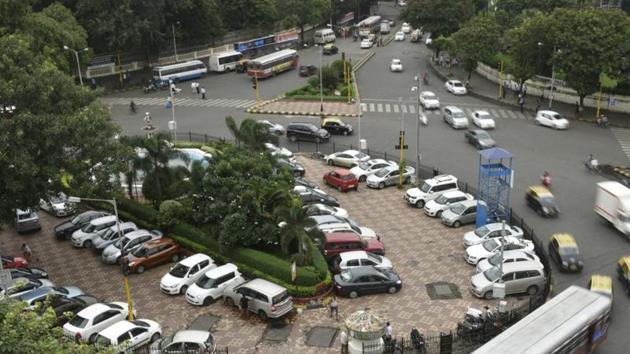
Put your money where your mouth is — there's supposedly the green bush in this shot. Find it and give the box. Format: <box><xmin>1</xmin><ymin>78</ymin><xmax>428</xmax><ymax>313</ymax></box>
<box><xmin>117</xmin><ymin>198</ymin><xmax>158</xmax><ymax>223</ymax></box>
<box><xmin>307</xmin><ymin>237</ymin><xmax>328</xmax><ymax>279</ymax></box>
<box><xmin>174</xmin><ymin>141</ymin><xmax>205</xmax><ymax>149</ymax></box>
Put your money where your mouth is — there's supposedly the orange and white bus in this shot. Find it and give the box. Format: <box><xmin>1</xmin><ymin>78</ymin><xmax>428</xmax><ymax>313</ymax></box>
<box><xmin>247</xmin><ymin>49</ymin><xmax>298</xmax><ymax>79</ymax></box>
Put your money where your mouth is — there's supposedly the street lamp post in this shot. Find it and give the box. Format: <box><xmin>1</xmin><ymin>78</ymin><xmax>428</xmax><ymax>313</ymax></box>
<box><xmin>63</xmin><ymin>45</ymin><xmax>88</xmax><ymax>86</ymax></box>
<box><xmin>319</xmin><ymin>44</ymin><xmax>325</xmax><ymax>117</ymax></box>
<box><xmin>67</xmin><ymin>196</ymin><xmax>134</xmax><ymax>321</ymax></box>
<box><xmin>412</xmin><ymin>75</ymin><xmax>422</xmax><ymax>181</ymax></box>
<box><xmin>169</xmin><ymin>83</ymin><xmax>177</xmax><ymax>141</ymax></box>
<box><xmin>549</xmin><ymin>45</ymin><xmax>559</xmax><ymax>109</ymax></box>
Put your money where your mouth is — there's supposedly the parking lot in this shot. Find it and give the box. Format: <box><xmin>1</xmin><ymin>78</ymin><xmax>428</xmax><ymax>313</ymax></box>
<box><xmin>0</xmin><ymin>155</ymin><xmax>527</xmax><ymax>353</ymax></box>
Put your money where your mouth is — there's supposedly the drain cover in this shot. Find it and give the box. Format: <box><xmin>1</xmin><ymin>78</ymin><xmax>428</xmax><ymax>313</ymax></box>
<box><xmin>188</xmin><ymin>314</ymin><xmax>220</xmax><ymax>331</ymax></box>
<box><xmin>306</xmin><ymin>326</ymin><xmax>339</xmax><ymax>347</ymax></box>
<box><xmin>434</xmin><ymin>284</ymin><xmax>452</xmax><ymax>296</ymax></box>
<box><xmin>262</xmin><ymin>322</ymin><xmax>293</xmax><ymax>342</ymax></box>
<box><xmin>426</xmin><ymin>282</ymin><xmax>462</xmax><ymax>300</ymax></box>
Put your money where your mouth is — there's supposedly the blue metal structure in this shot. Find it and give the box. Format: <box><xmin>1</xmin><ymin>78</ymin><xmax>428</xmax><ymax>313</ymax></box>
<box><xmin>476</xmin><ymin>148</ymin><xmax>513</xmax><ymax>227</ymax></box>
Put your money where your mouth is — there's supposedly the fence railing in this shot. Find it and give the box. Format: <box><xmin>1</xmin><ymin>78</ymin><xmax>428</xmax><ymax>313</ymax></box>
<box><xmin>113</xmin><ymin>340</ymin><xmax>229</xmax><ymax>354</ymax></box>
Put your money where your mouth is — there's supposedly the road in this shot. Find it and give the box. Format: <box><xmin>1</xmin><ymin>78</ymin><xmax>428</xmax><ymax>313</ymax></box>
<box><xmin>107</xmin><ymin>6</ymin><xmax>630</xmax><ymax>353</ymax></box>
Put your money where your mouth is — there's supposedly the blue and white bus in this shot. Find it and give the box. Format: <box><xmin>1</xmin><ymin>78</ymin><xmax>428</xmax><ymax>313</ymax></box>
<box><xmin>152</xmin><ymin>60</ymin><xmax>207</xmax><ymax>83</ymax></box>
<box><xmin>209</xmin><ymin>51</ymin><xmax>243</xmax><ymax>72</ymax></box>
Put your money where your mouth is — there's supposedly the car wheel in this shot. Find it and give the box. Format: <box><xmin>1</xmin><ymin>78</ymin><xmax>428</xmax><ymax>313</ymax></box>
<box><xmin>378</xmin><ymin>182</ymin><xmax>385</xmax><ymax>189</ymax></box>
<box><xmin>88</xmin><ymin>333</ymin><xmax>98</xmax><ymax>344</ymax></box>
<box><xmin>349</xmin><ymin>291</ymin><xmax>359</xmax><ymax>298</ymax></box>
<box><xmin>84</xmin><ymin>240</ymin><xmax>93</xmax><ymax>249</ymax></box>
<box><xmin>527</xmin><ymin>285</ymin><xmax>539</xmax><ymax>295</ymax></box>
<box><xmin>436</xmin><ymin>210</ymin><xmax>442</xmax><ymax>218</ymax></box>
<box><xmin>150</xmin><ymin>333</ymin><xmax>161</xmax><ymax>343</ymax></box>
<box><xmin>171</xmin><ymin>254</ymin><xmax>180</xmax><ymax>262</ymax></box>
<box><xmin>453</xmin><ymin>221</ymin><xmax>461</xmax><ymax>228</ymax></box>
<box><xmin>289</xmin><ymin>135</ymin><xmax>297</xmax><ymax>142</ymax></box>
<box><xmin>179</xmin><ymin>285</ymin><xmax>187</xmax><ymax>295</ymax></box>
<box><xmin>225</xmin><ymin>297</ymin><xmax>235</xmax><ymax>307</ymax></box>
<box><xmin>359</xmin><ymin>175</ymin><xmax>366</xmax><ymax>182</ymax></box>
<box><xmin>484</xmin><ymin>291</ymin><xmax>493</xmax><ymax>300</ymax></box>
<box><xmin>258</xmin><ymin>310</ymin><xmax>268</xmax><ymax>320</ymax></box>
<box><xmin>137</xmin><ymin>265</ymin><xmax>145</xmax><ymax>274</ymax></box>
<box><xmin>415</xmin><ymin>200</ymin><xmax>425</xmax><ymax>208</ymax></box>
<box><xmin>203</xmin><ymin>297</ymin><xmax>214</xmax><ymax>306</ymax></box>
<box><xmin>388</xmin><ymin>286</ymin><xmax>398</xmax><ymax>294</ymax></box>
<box><xmin>327</xmin><ymin>159</ymin><xmax>333</xmax><ymax>166</ymax></box>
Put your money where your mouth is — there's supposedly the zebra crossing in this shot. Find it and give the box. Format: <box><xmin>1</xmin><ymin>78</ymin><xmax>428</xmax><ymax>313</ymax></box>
<box><xmin>359</xmin><ymin>101</ymin><xmax>532</xmax><ymax>120</ymax></box>
<box><xmin>611</xmin><ymin>127</ymin><xmax>630</xmax><ymax>161</ymax></box>
<box><xmin>101</xmin><ymin>97</ymin><xmax>257</xmax><ymax>109</ymax></box>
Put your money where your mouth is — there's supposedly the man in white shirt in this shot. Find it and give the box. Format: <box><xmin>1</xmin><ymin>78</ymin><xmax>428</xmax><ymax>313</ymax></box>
<box><xmin>339</xmin><ymin>329</ymin><xmax>348</xmax><ymax>354</ymax></box>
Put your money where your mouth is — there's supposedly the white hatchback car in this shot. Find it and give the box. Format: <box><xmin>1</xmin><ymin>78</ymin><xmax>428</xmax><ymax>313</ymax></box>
<box><xmin>333</xmin><ymin>251</ymin><xmax>393</xmax><ymax>272</ymax></box>
<box><xmin>160</xmin><ymin>253</ymin><xmax>216</xmax><ymax>295</ymax></box>
<box><xmin>350</xmin><ymin>159</ymin><xmax>397</xmax><ymax>182</ymax></box>
<box><xmin>463</xmin><ymin>222</ymin><xmax>524</xmax><ymax>247</ymax></box>
<box><xmin>360</xmin><ymin>39</ymin><xmax>373</xmax><ymax>49</ymax></box>
<box><xmin>472</xmin><ymin>110</ymin><xmax>496</xmax><ymax>129</ymax></box>
<box><xmin>390</xmin><ymin>59</ymin><xmax>403</xmax><ymax>72</ymax></box>
<box><xmin>185</xmin><ymin>263</ymin><xmax>245</xmax><ymax>306</ymax></box>
<box><xmin>394</xmin><ymin>31</ymin><xmax>405</xmax><ymax>41</ymax></box>
<box><xmin>303</xmin><ymin>203</ymin><xmax>349</xmax><ymax>219</ymax></box>
<box><xmin>445</xmin><ymin>80</ymin><xmax>467</xmax><ymax>95</ymax></box>
<box><xmin>423</xmin><ymin>191</ymin><xmax>473</xmax><ymax>217</ymax></box>
<box><xmin>94</xmin><ymin>319</ymin><xmax>162</xmax><ymax>351</ymax></box>
<box><xmin>401</xmin><ymin>22</ymin><xmax>411</xmax><ymax>33</ymax></box>
<box><xmin>475</xmin><ymin>250</ymin><xmax>542</xmax><ymax>274</ymax></box>
<box><xmin>464</xmin><ymin>236</ymin><xmax>534</xmax><ymax>265</ymax></box>
<box><xmin>535</xmin><ymin>110</ymin><xmax>569</xmax><ymax>129</ymax></box>
<box><xmin>63</xmin><ymin>302</ymin><xmax>135</xmax><ymax>343</ymax></box>
<box><xmin>419</xmin><ymin>91</ymin><xmax>440</xmax><ymax>110</ymax></box>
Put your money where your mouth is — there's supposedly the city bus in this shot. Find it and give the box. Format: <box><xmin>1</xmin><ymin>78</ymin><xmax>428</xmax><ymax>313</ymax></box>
<box><xmin>152</xmin><ymin>60</ymin><xmax>207</xmax><ymax>83</ymax></box>
<box><xmin>209</xmin><ymin>51</ymin><xmax>243</xmax><ymax>72</ymax></box>
<box><xmin>357</xmin><ymin>16</ymin><xmax>382</xmax><ymax>38</ymax></box>
<box><xmin>473</xmin><ymin>286</ymin><xmax>611</xmax><ymax>354</ymax></box>
<box><xmin>247</xmin><ymin>49</ymin><xmax>298</xmax><ymax>79</ymax></box>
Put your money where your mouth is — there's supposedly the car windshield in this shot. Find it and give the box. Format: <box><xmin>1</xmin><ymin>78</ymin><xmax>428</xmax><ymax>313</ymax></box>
<box><xmin>367</xmin><ymin>253</ymin><xmax>382</xmax><ymax>263</ymax></box>
<box><xmin>478</xmin><ymin>113</ymin><xmax>492</xmax><ymax>120</ymax></box>
<box><xmin>551</xmin><ymin>113</ymin><xmax>564</xmax><ymax>120</ymax></box>
<box><xmin>94</xmin><ymin>335</ymin><xmax>111</xmax><ymax>347</ymax></box>
<box><xmin>49</xmin><ymin>194</ymin><xmax>65</xmax><ymax>204</ymax></box>
<box><xmin>423</xmin><ymin>93</ymin><xmax>436</xmax><ymax>100</ymax></box>
<box><xmin>453</xmin><ymin>111</ymin><xmax>466</xmax><ymax>118</ymax></box>
<box><xmin>435</xmin><ymin>194</ymin><xmax>449</xmax><ymax>204</ymax></box>
<box><xmin>452</xmin><ymin>82</ymin><xmax>464</xmax><ymax>87</ymax></box>
<box><xmin>131</xmin><ymin>246</ymin><xmax>147</xmax><ymax>257</ymax></box>
<box><xmin>475</xmin><ymin>226</ymin><xmax>490</xmax><ymax>237</ymax></box>
<box><xmin>195</xmin><ymin>275</ymin><xmax>217</xmax><ymax>289</ymax></box>
<box><xmin>68</xmin><ymin>315</ymin><xmax>89</xmax><ymax>328</ymax></box>
<box><xmin>375</xmin><ymin>168</ymin><xmax>390</xmax><ymax>178</ymax></box>
<box><xmin>483</xmin><ymin>267</ymin><xmax>502</xmax><ymax>282</ymax></box>
<box><xmin>539</xmin><ymin>196</ymin><xmax>556</xmax><ymax>206</ymax></box>
<box><xmin>70</xmin><ymin>214</ymin><xmax>84</xmax><ymax>224</ymax></box>
<box><xmin>101</xmin><ymin>229</ymin><xmax>116</xmax><ymax>241</ymax></box>
<box><xmin>559</xmin><ymin>246</ymin><xmax>579</xmax><ymax>256</ymax></box>
<box><xmin>82</xmin><ymin>223</ymin><xmax>96</xmax><ymax>233</ymax></box>
<box><xmin>169</xmin><ymin>264</ymin><xmax>189</xmax><ymax>278</ymax></box>
<box><xmin>392</xmin><ymin>60</ymin><xmax>400</xmax><ymax>64</ymax></box>
<box><xmin>488</xmin><ymin>253</ymin><xmax>502</xmax><ymax>266</ymax></box>
<box><xmin>450</xmin><ymin>204</ymin><xmax>466</xmax><ymax>215</ymax></box>
<box><xmin>340</xmin><ymin>271</ymin><xmax>352</xmax><ymax>282</ymax></box>
<box><xmin>120</xmin><ymin>237</ymin><xmax>132</xmax><ymax>248</ymax></box>
<box><xmin>420</xmin><ymin>182</ymin><xmax>431</xmax><ymax>193</ymax></box>
<box><xmin>483</xmin><ymin>239</ymin><xmax>500</xmax><ymax>251</ymax></box>
<box><xmin>477</xmin><ymin>131</ymin><xmax>491</xmax><ymax>139</ymax></box>
<box><xmin>272</xmin><ymin>291</ymin><xmax>290</xmax><ymax>305</ymax></box>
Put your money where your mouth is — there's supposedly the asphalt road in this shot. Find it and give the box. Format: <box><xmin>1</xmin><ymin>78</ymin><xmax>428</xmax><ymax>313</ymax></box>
<box><xmin>107</xmin><ymin>7</ymin><xmax>630</xmax><ymax>353</ymax></box>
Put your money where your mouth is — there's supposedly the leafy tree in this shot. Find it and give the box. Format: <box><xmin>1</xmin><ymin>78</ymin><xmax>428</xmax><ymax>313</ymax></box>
<box><xmin>428</xmin><ymin>35</ymin><xmax>454</xmax><ymax>59</ymax></box>
<box><xmin>279</xmin><ymin>0</ymin><xmax>328</xmax><ymax>41</ymax></box>
<box><xmin>225</xmin><ymin>116</ymin><xmax>277</xmax><ymax>150</ymax></box>
<box><xmin>451</xmin><ymin>13</ymin><xmax>501</xmax><ymax>81</ymax></box>
<box><xmin>74</xmin><ymin>0</ymin><xmax>140</xmax><ymax>53</ymax></box>
<box><xmin>401</xmin><ymin>0</ymin><xmax>474</xmax><ymax>37</ymax></box>
<box><xmin>218</xmin><ymin>0</ymin><xmax>278</xmax><ymax>31</ymax></box>
<box><xmin>274</xmin><ymin>203</ymin><xmax>317</xmax><ymax>265</ymax></box>
<box><xmin>551</xmin><ymin>7</ymin><xmax>630</xmax><ymax>106</ymax></box>
<box><xmin>163</xmin><ymin>0</ymin><xmax>224</xmax><ymax>47</ymax></box>
<box><xmin>494</xmin><ymin>0</ymin><xmax>572</xmax><ymax>28</ymax></box>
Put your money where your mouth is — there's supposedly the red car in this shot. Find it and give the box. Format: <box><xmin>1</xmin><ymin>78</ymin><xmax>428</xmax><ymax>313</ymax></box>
<box><xmin>1</xmin><ymin>255</ymin><xmax>29</xmax><ymax>269</ymax></box>
<box><xmin>323</xmin><ymin>169</ymin><xmax>359</xmax><ymax>192</ymax></box>
<box><xmin>322</xmin><ymin>232</ymin><xmax>385</xmax><ymax>259</ymax></box>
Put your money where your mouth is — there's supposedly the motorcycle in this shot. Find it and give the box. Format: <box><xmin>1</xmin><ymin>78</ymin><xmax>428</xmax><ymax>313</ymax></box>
<box><xmin>420</xmin><ymin>113</ymin><xmax>428</xmax><ymax>126</ymax></box>
<box><xmin>596</xmin><ymin>115</ymin><xmax>609</xmax><ymax>128</ymax></box>
<box><xmin>584</xmin><ymin>159</ymin><xmax>599</xmax><ymax>174</ymax></box>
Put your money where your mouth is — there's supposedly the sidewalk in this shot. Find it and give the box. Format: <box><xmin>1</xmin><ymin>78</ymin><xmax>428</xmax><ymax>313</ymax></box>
<box><xmin>429</xmin><ymin>60</ymin><xmax>630</xmax><ymax>128</ymax></box>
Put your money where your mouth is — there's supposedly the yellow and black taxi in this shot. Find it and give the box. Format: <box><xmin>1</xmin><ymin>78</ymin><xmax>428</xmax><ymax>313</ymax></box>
<box><xmin>321</xmin><ymin>117</ymin><xmax>353</xmax><ymax>136</ymax></box>
<box><xmin>588</xmin><ymin>275</ymin><xmax>613</xmax><ymax>303</ymax></box>
<box><xmin>548</xmin><ymin>233</ymin><xmax>583</xmax><ymax>272</ymax></box>
<box><xmin>322</xmin><ymin>43</ymin><xmax>339</xmax><ymax>55</ymax></box>
<box><xmin>525</xmin><ymin>185</ymin><xmax>559</xmax><ymax>217</ymax></box>
<box><xmin>616</xmin><ymin>256</ymin><xmax>630</xmax><ymax>296</ymax></box>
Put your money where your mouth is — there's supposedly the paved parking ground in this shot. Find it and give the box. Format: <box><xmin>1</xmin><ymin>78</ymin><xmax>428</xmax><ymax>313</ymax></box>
<box><xmin>0</xmin><ymin>155</ymin><xmax>526</xmax><ymax>353</ymax></box>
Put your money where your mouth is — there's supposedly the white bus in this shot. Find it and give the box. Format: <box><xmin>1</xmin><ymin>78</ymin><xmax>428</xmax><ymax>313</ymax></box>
<box><xmin>473</xmin><ymin>286</ymin><xmax>611</xmax><ymax>354</ymax></box>
<box><xmin>209</xmin><ymin>51</ymin><xmax>243</xmax><ymax>72</ymax></box>
<box><xmin>152</xmin><ymin>60</ymin><xmax>207</xmax><ymax>83</ymax></box>
<box><xmin>357</xmin><ymin>16</ymin><xmax>382</xmax><ymax>38</ymax></box>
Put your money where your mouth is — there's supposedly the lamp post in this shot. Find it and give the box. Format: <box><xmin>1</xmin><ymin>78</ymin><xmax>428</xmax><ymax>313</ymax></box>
<box><xmin>63</xmin><ymin>45</ymin><xmax>88</xmax><ymax>85</ymax></box>
<box><xmin>67</xmin><ymin>196</ymin><xmax>134</xmax><ymax>321</ymax></box>
<box><xmin>169</xmin><ymin>82</ymin><xmax>177</xmax><ymax>141</ymax></box>
<box><xmin>548</xmin><ymin>45</ymin><xmax>559</xmax><ymax>108</ymax></box>
<box><xmin>412</xmin><ymin>75</ymin><xmax>422</xmax><ymax>181</ymax></box>
<box><xmin>172</xmin><ymin>22</ymin><xmax>180</xmax><ymax>63</ymax></box>
<box><xmin>318</xmin><ymin>44</ymin><xmax>324</xmax><ymax>117</ymax></box>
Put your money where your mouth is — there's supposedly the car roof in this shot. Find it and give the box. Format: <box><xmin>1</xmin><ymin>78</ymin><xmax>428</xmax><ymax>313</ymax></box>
<box><xmin>98</xmin><ymin>320</ymin><xmax>136</xmax><ymax>339</ymax></box>
<box><xmin>420</xmin><ymin>91</ymin><xmax>436</xmax><ymax>96</ymax></box>
<box><xmin>448</xmin><ymin>79</ymin><xmax>462</xmax><ymax>83</ymax></box>
<box><xmin>322</xmin><ymin>117</ymin><xmax>342</xmax><ymax>124</ymax></box>
<box><xmin>325</xmin><ymin>232</ymin><xmax>361</xmax><ymax>242</ymax></box>
<box><xmin>528</xmin><ymin>185</ymin><xmax>552</xmax><ymax>196</ymax></box>
<box><xmin>90</xmin><ymin>215</ymin><xmax>118</xmax><ymax>225</ymax></box>
<box><xmin>332</xmin><ymin>169</ymin><xmax>354</xmax><ymax>176</ymax></box>
<box><xmin>339</xmin><ymin>251</ymin><xmax>368</xmax><ymax>261</ymax></box>
<box><xmin>500</xmin><ymin>260</ymin><xmax>544</xmax><ymax>273</ymax></box>
<box><xmin>19</xmin><ymin>286</ymin><xmax>55</xmax><ymax>301</ymax></box>
<box><xmin>205</xmin><ymin>263</ymin><xmax>238</xmax><ymax>277</ymax></box>
<box><xmin>474</xmin><ymin>110</ymin><xmax>490</xmax><ymax>115</ymax></box>
<box><xmin>444</xmin><ymin>106</ymin><xmax>464</xmax><ymax>112</ymax></box>
<box><xmin>242</xmin><ymin>278</ymin><xmax>286</xmax><ymax>296</ymax></box>
<box><xmin>288</xmin><ymin>122</ymin><xmax>316</xmax><ymax>128</ymax></box>
<box><xmin>497</xmin><ymin>250</ymin><xmax>537</xmax><ymax>258</ymax></box>
<box><xmin>441</xmin><ymin>190</ymin><xmax>467</xmax><ymax>198</ymax></box>
<box><xmin>454</xmin><ymin>199</ymin><xmax>478</xmax><ymax>208</ymax></box>
<box><xmin>367</xmin><ymin>159</ymin><xmax>389</xmax><ymax>165</ymax></box>
<box><xmin>312</xmin><ymin>215</ymin><xmax>341</xmax><ymax>224</ymax></box>
<box><xmin>178</xmin><ymin>253</ymin><xmax>212</xmax><ymax>267</ymax></box>
<box><xmin>142</xmin><ymin>237</ymin><xmax>175</xmax><ymax>249</ymax></box>
<box><xmin>123</xmin><ymin>229</ymin><xmax>155</xmax><ymax>240</ymax></box>
<box><xmin>426</xmin><ymin>174</ymin><xmax>457</xmax><ymax>185</ymax></box>
<box><xmin>77</xmin><ymin>303</ymin><xmax>114</xmax><ymax>318</ymax></box>
<box><xmin>539</xmin><ymin>110</ymin><xmax>559</xmax><ymax>115</ymax></box>
<box><xmin>347</xmin><ymin>266</ymin><xmax>381</xmax><ymax>277</ymax></box>
<box><xmin>172</xmin><ymin>330</ymin><xmax>212</xmax><ymax>344</ymax></box>
<box><xmin>551</xmin><ymin>233</ymin><xmax>577</xmax><ymax>247</ymax></box>
<box><xmin>338</xmin><ymin>149</ymin><xmax>361</xmax><ymax>155</ymax></box>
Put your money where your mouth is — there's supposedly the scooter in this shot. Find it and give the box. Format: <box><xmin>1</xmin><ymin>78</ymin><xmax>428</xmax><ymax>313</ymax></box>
<box><xmin>596</xmin><ymin>115</ymin><xmax>609</xmax><ymax>128</ymax></box>
<box><xmin>584</xmin><ymin>160</ymin><xmax>599</xmax><ymax>174</ymax></box>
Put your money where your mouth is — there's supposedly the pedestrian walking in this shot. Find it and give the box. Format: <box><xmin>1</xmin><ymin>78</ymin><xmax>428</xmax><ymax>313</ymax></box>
<box><xmin>90</xmin><ymin>78</ymin><xmax>97</xmax><ymax>90</ymax></box>
<box><xmin>519</xmin><ymin>95</ymin><xmax>525</xmax><ymax>113</ymax></box>
<box><xmin>502</xmin><ymin>81</ymin><xmax>509</xmax><ymax>99</ymax></box>
<box><xmin>522</xmin><ymin>85</ymin><xmax>527</xmax><ymax>96</ymax></box>
<box><xmin>240</xmin><ymin>295</ymin><xmax>249</xmax><ymax>317</ymax></box>
<box><xmin>191</xmin><ymin>81</ymin><xmax>196</xmax><ymax>94</ymax></box>
<box><xmin>21</xmin><ymin>243</ymin><xmax>32</xmax><ymax>261</ymax></box>
<box><xmin>385</xmin><ymin>322</ymin><xmax>394</xmax><ymax>342</ymax></box>
<box><xmin>196</xmin><ymin>82</ymin><xmax>201</xmax><ymax>95</ymax></box>
<box><xmin>339</xmin><ymin>329</ymin><xmax>349</xmax><ymax>354</ymax></box>
<box><xmin>121</xmin><ymin>256</ymin><xmax>130</xmax><ymax>275</ymax></box>
<box><xmin>512</xmin><ymin>82</ymin><xmax>519</xmax><ymax>97</ymax></box>
<box><xmin>201</xmin><ymin>86</ymin><xmax>206</xmax><ymax>100</ymax></box>
<box><xmin>330</xmin><ymin>296</ymin><xmax>339</xmax><ymax>321</ymax></box>
<box><xmin>165</xmin><ymin>96</ymin><xmax>173</xmax><ymax>108</ymax></box>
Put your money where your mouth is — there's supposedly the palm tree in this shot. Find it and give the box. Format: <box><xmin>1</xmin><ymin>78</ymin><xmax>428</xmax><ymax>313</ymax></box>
<box><xmin>225</xmin><ymin>116</ymin><xmax>278</xmax><ymax>151</ymax></box>
<box><xmin>274</xmin><ymin>204</ymin><xmax>316</xmax><ymax>265</ymax></box>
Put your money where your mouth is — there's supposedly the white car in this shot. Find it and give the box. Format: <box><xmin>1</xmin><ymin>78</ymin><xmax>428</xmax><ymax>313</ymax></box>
<box><xmin>445</xmin><ymin>80</ymin><xmax>467</xmax><ymax>95</ymax></box>
<box><xmin>465</xmin><ymin>236</ymin><xmax>535</xmax><ymax>265</ymax></box>
<box><xmin>101</xmin><ymin>229</ymin><xmax>163</xmax><ymax>264</ymax></box>
<box><xmin>39</xmin><ymin>192</ymin><xmax>77</xmax><ymax>217</ymax></box>
<box><xmin>535</xmin><ymin>110</ymin><xmax>569</xmax><ymax>129</ymax></box>
<box><xmin>475</xmin><ymin>250</ymin><xmax>542</xmax><ymax>274</ymax></box>
<box><xmin>360</xmin><ymin>39</ymin><xmax>373</xmax><ymax>49</ymax></box>
<box><xmin>63</xmin><ymin>302</ymin><xmax>136</xmax><ymax>343</ymax></box>
<box><xmin>398</xmin><ymin>0</ymin><xmax>407</xmax><ymax>6</ymax></box>
<box><xmin>333</xmin><ymin>251</ymin><xmax>393</xmax><ymax>272</ymax></box>
<box><xmin>350</xmin><ymin>159</ymin><xmax>397</xmax><ymax>182</ymax></box>
<box><xmin>325</xmin><ymin>149</ymin><xmax>370</xmax><ymax>168</ymax></box>
<box><xmin>154</xmin><ymin>330</ymin><xmax>215</xmax><ymax>353</ymax></box>
<box><xmin>160</xmin><ymin>253</ymin><xmax>216</xmax><ymax>295</ymax></box>
<box><xmin>401</xmin><ymin>22</ymin><xmax>411</xmax><ymax>33</ymax></box>
<box><xmin>293</xmin><ymin>184</ymin><xmax>327</xmax><ymax>196</ymax></box>
<box><xmin>1</xmin><ymin>278</ymin><xmax>54</xmax><ymax>299</ymax></box>
<box><xmin>419</xmin><ymin>91</ymin><xmax>440</xmax><ymax>110</ymax></box>
<box><xmin>257</xmin><ymin>120</ymin><xmax>285</xmax><ymax>135</ymax></box>
<box><xmin>313</xmin><ymin>215</ymin><xmax>379</xmax><ymax>240</ymax></box>
<box><xmin>394</xmin><ymin>31</ymin><xmax>405</xmax><ymax>41</ymax></box>
<box><xmin>472</xmin><ymin>110</ymin><xmax>496</xmax><ymax>129</ymax></box>
<box><xmin>423</xmin><ymin>191</ymin><xmax>473</xmax><ymax>217</ymax></box>
<box><xmin>94</xmin><ymin>319</ymin><xmax>162</xmax><ymax>351</ymax></box>
<box><xmin>390</xmin><ymin>59</ymin><xmax>403</xmax><ymax>72</ymax></box>
<box><xmin>366</xmin><ymin>165</ymin><xmax>415</xmax><ymax>189</ymax></box>
<box><xmin>264</xmin><ymin>143</ymin><xmax>293</xmax><ymax>159</ymax></box>
<box><xmin>185</xmin><ymin>263</ymin><xmax>245</xmax><ymax>306</ymax></box>
<box><xmin>463</xmin><ymin>222</ymin><xmax>524</xmax><ymax>247</ymax></box>
<box><xmin>303</xmin><ymin>203</ymin><xmax>349</xmax><ymax>219</ymax></box>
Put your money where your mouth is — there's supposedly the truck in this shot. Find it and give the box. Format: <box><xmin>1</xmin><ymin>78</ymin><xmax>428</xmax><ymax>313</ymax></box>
<box><xmin>380</xmin><ymin>21</ymin><xmax>390</xmax><ymax>34</ymax></box>
<box><xmin>595</xmin><ymin>181</ymin><xmax>630</xmax><ymax>237</ymax></box>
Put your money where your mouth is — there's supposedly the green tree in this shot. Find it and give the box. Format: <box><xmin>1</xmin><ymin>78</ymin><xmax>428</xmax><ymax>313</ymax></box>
<box><xmin>451</xmin><ymin>13</ymin><xmax>501</xmax><ymax>81</ymax></box>
<box><xmin>274</xmin><ymin>203</ymin><xmax>317</xmax><ymax>265</ymax></box>
<box><xmin>428</xmin><ymin>35</ymin><xmax>454</xmax><ymax>59</ymax></box>
<box><xmin>494</xmin><ymin>0</ymin><xmax>572</xmax><ymax>28</ymax></box>
<box><xmin>401</xmin><ymin>0</ymin><xmax>474</xmax><ymax>37</ymax></box>
<box><xmin>218</xmin><ymin>0</ymin><xmax>278</xmax><ymax>31</ymax></box>
<box><xmin>75</xmin><ymin>0</ymin><xmax>140</xmax><ymax>53</ymax></box>
<box><xmin>225</xmin><ymin>116</ymin><xmax>277</xmax><ymax>150</ymax></box>
<box><xmin>279</xmin><ymin>0</ymin><xmax>327</xmax><ymax>41</ymax></box>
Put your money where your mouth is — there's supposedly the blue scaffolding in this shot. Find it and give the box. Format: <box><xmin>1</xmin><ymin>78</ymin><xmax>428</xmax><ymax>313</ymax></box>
<box><xmin>476</xmin><ymin>148</ymin><xmax>513</xmax><ymax>227</ymax></box>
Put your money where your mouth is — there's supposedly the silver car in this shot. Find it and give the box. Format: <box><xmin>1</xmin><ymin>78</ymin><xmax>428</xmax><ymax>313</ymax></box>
<box><xmin>471</xmin><ymin>261</ymin><xmax>546</xmax><ymax>299</ymax></box>
<box><xmin>101</xmin><ymin>229</ymin><xmax>163</xmax><ymax>264</ymax></box>
<box><xmin>441</xmin><ymin>200</ymin><xmax>482</xmax><ymax>227</ymax></box>
<box><xmin>366</xmin><ymin>165</ymin><xmax>415</xmax><ymax>189</ymax></box>
<box><xmin>39</xmin><ymin>192</ymin><xmax>77</xmax><ymax>217</ymax></box>
<box><xmin>443</xmin><ymin>106</ymin><xmax>469</xmax><ymax>129</ymax></box>
<box><xmin>92</xmin><ymin>222</ymin><xmax>138</xmax><ymax>254</ymax></box>
<box><xmin>223</xmin><ymin>278</ymin><xmax>293</xmax><ymax>320</ymax></box>
<box><xmin>325</xmin><ymin>150</ymin><xmax>370</xmax><ymax>168</ymax></box>
<box><xmin>15</xmin><ymin>208</ymin><xmax>41</xmax><ymax>233</ymax></box>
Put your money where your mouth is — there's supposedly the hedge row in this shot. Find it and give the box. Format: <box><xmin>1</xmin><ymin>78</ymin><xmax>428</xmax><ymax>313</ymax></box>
<box><xmin>288</xmin><ymin>95</ymin><xmax>351</xmax><ymax>102</ymax></box>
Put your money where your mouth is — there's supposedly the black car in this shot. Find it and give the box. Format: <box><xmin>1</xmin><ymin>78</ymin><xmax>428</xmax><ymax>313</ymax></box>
<box><xmin>295</xmin><ymin>177</ymin><xmax>319</xmax><ymax>190</ymax></box>
<box><xmin>464</xmin><ymin>129</ymin><xmax>496</xmax><ymax>150</ymax></box>
<box><xmin>9</xmin><ymin>267</ymin><xmax>48</xmax><ymax>281</ymax></box>
<box><xmin>293</xmin><ymin>188</ymin><xmax>339</xmax><ymax>207</ymax></box>
<box><xmin>286</xmin><ymin>123</ymin><xmax>330</xmax><ymax>143</ymax></box>
<box><xmin>277</xmin><ymin>158</ymin><xmax>305</xmax><ymax>177</ymax></box>
<box><xmin>53</xmin><ymin>210</ymin><xmax>110</xmax><ymax>240</ymax></box>
<box><xmin>299</xmin><ymin>65</ymin><xmax>317</xmax><ymax>77</ymax></box>
<box><xmin>548</xmin><ymin>234</ymin><xmax>583</xmax><ymax>272</ymax></box>
<box><xmin>36</xmin><ymin>295</ymin><xmax>99</xmax><ymax>325</ymax></box>
<box><xmin>321</xmin><ymin>118</ymin><xmax>353</xmax><ymax>136</ymax></box>
<box><xmin>334</xmin><ymin>266</ymin><xmax>402</xmax><ymax>298</ymax></box>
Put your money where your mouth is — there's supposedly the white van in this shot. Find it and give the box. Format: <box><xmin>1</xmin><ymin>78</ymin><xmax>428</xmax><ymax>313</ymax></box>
<box><xmin>185</xmin><ymin>263</ymin><xmax>244</xmax><ymax>306</ymax></box>
<box><xmin>314</xmin><ymin>28</ymin><xmax>336</xmax><ymax>44</ymax></box>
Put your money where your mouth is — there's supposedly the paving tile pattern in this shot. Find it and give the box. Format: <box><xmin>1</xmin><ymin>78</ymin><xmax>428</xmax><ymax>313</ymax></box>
<box><xmin>0</xmin><ymin>155</ymin><xmax>526</xmax><ymax>354</ymax></box>
<box><xmin>249</xmin><ymin>100</ymin><xmax>359</xmax><ymax>117</ymax></box>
